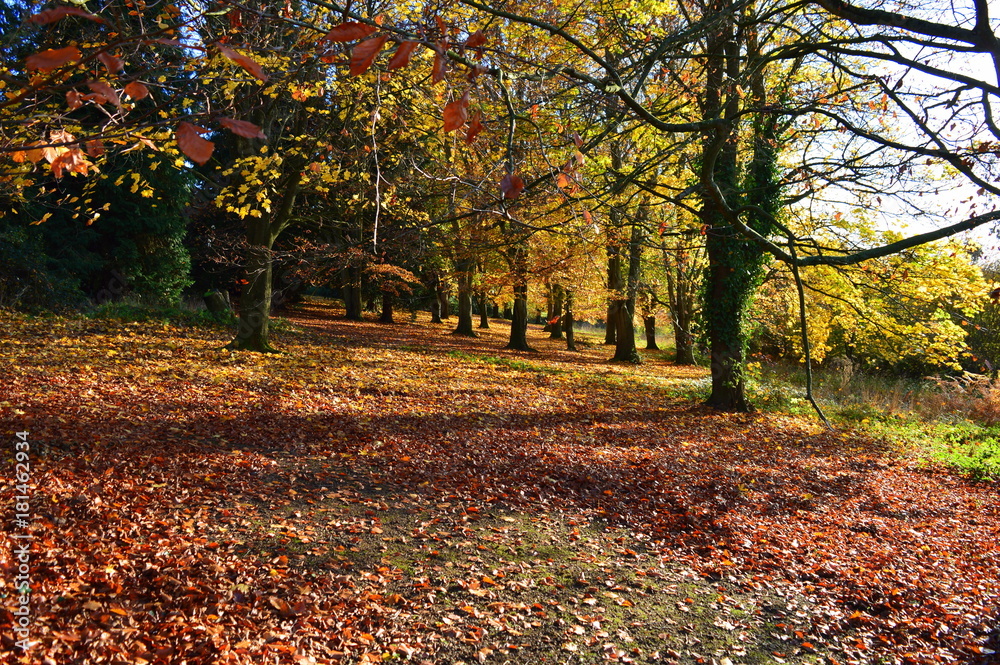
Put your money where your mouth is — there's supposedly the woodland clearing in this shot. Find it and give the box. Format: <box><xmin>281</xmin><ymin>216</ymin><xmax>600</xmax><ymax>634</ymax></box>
<box><xmin>1</xmin><ymin>298</ymin><xmax>998</xmax><ymax>665</ymax></box>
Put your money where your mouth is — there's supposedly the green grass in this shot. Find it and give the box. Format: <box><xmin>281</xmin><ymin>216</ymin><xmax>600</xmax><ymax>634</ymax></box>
<box><xmin>446</xmin><ymin>349</ymin><xmax>564</xmax><ymax>374</ymax></box>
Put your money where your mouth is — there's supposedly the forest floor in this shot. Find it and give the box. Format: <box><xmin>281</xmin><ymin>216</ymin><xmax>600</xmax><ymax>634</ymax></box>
<box><xmin>1</xmin><ymin>298</ymin><xmax>998</xmax><ymax>665</ymax></box>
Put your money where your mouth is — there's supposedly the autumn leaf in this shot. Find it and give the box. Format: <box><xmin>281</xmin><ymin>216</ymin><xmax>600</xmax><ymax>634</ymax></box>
<box><xmin>28</xmin><ymin>6</ymin><xmax>104</xmax><ymax>24</ymax></box>
<box><xmin>350</xmin><ymin>35</ymin><xmax>388</xmax><ymax>76</ymax></box>
<box><xmin>87</xmin><ymin>81</ymin><xmax>121</xmax><ymax>108</ymax></box>
<box><xmin>124</xmin><ymin>81</ymin><xmax>150</xmax><ymax>100</ymax></box>
<box><xmin>217</xmin><ymin>44</ymin><xmax>268</xmax><ymax>82</ymax></box>
<box><xmin>219</xmin><ymin>117</ymin><xmax>267</xmax><ymax>140</ymax></box>
<box><xmin>98</xmin><ymin>52</ymin><xmax>124</xmax><ymax>75</ymax></box>
<box><xmin>500</xmin><ymin>173</ymin><xmax>524</xmax><ymax>199</ymax></box>
<box><xmin>85</xmin><ymin>139</ymin><xmax>105</xmax><ymax>157</ymax></box>
<box><xmin>50</xmin><ymin>149</ymin><xmax>91</xmax><ymax>179</ymax></box>
<box><xmin>432</xmin><ymin>44</ymin><xmax>447</xmax><ymax>84</ymax></box>
<box><xmin>466</xmin><ymin>30</ymin><xmax>487</xmax><ymax>49</ymax></box>
<box><xmin>443</xmin><ymin>91</ymin><xmax>470</xmax><ymax>132</ymax></box>
<box><xmin>26</xmin><ymin>46</ymin><xmax>82</xmax><ymax>72</ymax></box>
<box><xmin>176</xmin><ymin>122</ymin><xmax>214</xmax><ymax>165</ymax></box>
<box><xmin>66</xmin><ymin>90</ymin><xmax>84</xmax><ymax>110</ymax></box>
<box><xmin>323</xmin><ymin>22</ymin><xmax>377</xmax><ymax>43</ymax></box>
<box><xmin>465</xmin><ymin>110</ymin><xmax>484</xmax><ymax>144</ymax></box>
<box><xmin>386</xmin><ymin>41</ymin><xmax>419</xmax><ymax>70</ymax></box>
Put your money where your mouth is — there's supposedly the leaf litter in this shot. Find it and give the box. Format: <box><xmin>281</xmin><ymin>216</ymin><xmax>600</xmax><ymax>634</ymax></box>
<box><xmin>0</xmin><ymin>299</ymin><xmax>997</xmax><ymax>664</ymax></box>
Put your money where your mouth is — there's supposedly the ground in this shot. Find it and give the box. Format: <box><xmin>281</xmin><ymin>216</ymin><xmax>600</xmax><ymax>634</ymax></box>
<box><xmin>0</xmin><ymin>298</ymin><xmax>997</xmax><ymax>665</ymax></box>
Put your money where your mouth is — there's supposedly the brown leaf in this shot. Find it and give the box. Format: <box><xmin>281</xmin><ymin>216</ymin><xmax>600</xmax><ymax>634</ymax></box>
<box><xmin>88</xmin><ymin>81</ymin><xmax>121</xmax><ymax>107</ymax></box>
<box><xmin>26</xmin><ymin>46</ymin><xmax>82</xmax><ymax>72</ymax></box>
<box><xmin>85</xmin><ymin>139</ymin><xmax>105</xmax><ymax>157</ymax></box>
<box><xmin>176</xmin><ymin>122</ymin><xmax>214</xmax><ymax>165</ymax></box>
<box><xmin>465</xmin><ymin>30</ymin><xmax>486</xmax><ymax>48</ymax></box>
<box><xmin>66</xmin><ymin>90</ymin><xmax>84</xmax><ymax>110</ymax></box>
<box><xmin>124</xmin><ymin>81</ymin><xmax>149</xmax><ymax>100</ymax></box>
<box><xmin>500</xmin><ymin>173</ymin><xmax>524</xmax><ymax>200</ymax></box>
<box><xmin>98</xmin><ymin>52</ymin><xmax>124</xmax><ymax>75</ymax></box>
<box><xmin>28</xmin><ymin>7</ymin><xmax>104</xmax><ymax>25</ymax></box>
<box><xmin>443</xmin><ymin>91</ymin><xmax>469</xmax><ymax>132</ymax></box>
<box><xmin>465</xmin><ymin>110</ymin><xmax>484</xmax><ymax>144</ymax></box>
<box><xmin>218</xmin><ymin>44</ymin><xmax>267</xmax><ymax>82</ymax></box>
<box><xmin>219</xmin><ymin>117</ymin><xmax>266</xmax><ymax>139</ymax></box>
<box><xmin>323</xmin><ymin>22</ymin><xmax>377</xmax><ymax>43</ymax></box>
<box><xmin>386</xmin><ymin>41</ymin><xmax>419</xmax><ymax>70</ymax></box>
<box><xmin>432</xmin><ymin>43</ymin><xmax>448</xmax><ymax>84</ymax></box>
<box><xmin>350</xmin><ymin>35</ymin><xmax>388</xmax><ymax>76</ymax></box>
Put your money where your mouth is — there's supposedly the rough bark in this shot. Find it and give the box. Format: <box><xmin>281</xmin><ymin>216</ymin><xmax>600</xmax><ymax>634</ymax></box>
<box><xmin>548</xmin><ymin>284</ymin><xmax>564</xmax><ymax>339</ymax></box>
<box><xmin>604</xmin><ymin>243</ymin><xmax>621</xmax><ymax>345</ymax></box>
<box><xmin>565</xmin><ymin>290</ymin><xmax>576</xmax><ymax>351</ymax></box>
<box><xmin>611</xmin><ymin>219</ymin><xmax>643</xmax><ymax>363</ymax></box>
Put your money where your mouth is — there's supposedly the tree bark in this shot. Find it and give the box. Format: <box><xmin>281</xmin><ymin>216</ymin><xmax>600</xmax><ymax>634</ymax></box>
<box><xmin>478</xmin><ymin>292</ymin><xmax>490</xmax><ymax>329</ymax></box>
<box><xmin>565</xmin><ymin>289</ymin><xmax>577</xmax><ymax>351</ymax></box>
<box><xmin>612</xmin><ymin>219</ymin><xmax>643</xmax><ymax>363</ymax></box>
<box><xmin>644</xmin><ymin>315</ymin><xmax>659</xmax><ymax>350</ymax></box>
<box><xmin>344</xmin><ymin>268</ymin><xmax>363</xmax><ymax>321</ymax></box>
<box><xmin>453</xmin><ymin>258</ymin><xmax>476</xmax><ymax>336</ymax></box>
<box><xmin>604</xmin><ymin>243</ymin><xmax>621</xmax><ymax>345</ymax></box>
<box><xmin>230</xmin><ymin>241</ymin><xmax>278</xmax><ymax>352</ymax></box>
<box><xmin>549</xmin><ymin>284</ymin><xmax>564</xmax><ymax>339</ymax></box>
<box><xmin>504</xmin><ymin>247</ymin><xmax>534</xmax><ymax>351</ymax></box>
<box><xmin>379</xmin><ymin>290</ymin><xmax>394</xmax><ymax>324</ymax></box>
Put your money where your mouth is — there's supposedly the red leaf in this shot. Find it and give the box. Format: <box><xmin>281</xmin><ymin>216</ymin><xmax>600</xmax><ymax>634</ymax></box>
<box><xmin>465</xmin><ymin>30</ymin><xmax>486</xmax><ymax>48</ymax></box>
<box><xmin>386</xmin><ymin>41</ymin><xmax>419</xmax><ymax>70</ymax></box>
<box><xmin>176</xmin><ymin>122</ymin><xmax>214</xmax><ymax>165</ymax></box>
<box><xmin>88</xmin><ymin>81</ymin><xmax>120</xmax><ymax>107</ymax></box>
<box><xmin>98</xmin><ymin>52</ymin><xmax>124</xmax><ymax>75</ymax></box>
<box><xmin>28</xmin><ymin>7</ymin><xmax>104</xmax><ymax>25</ymax></box>
<box><xmin>500</xmin><ymin>173</ymin><xmax>524</xmax><ymax>200</ymax></box>
<box><xmin>432</xmin><ymin>44</ymin><xmax>447</xmax><ymax>84</ymax></box>
<box><xmin>218</xmin><ymin>44</ymin><xmax>267</xmax><ymax>82</ymax></box>
<box><xmin>350</xmin><ymin>35</ymin><xmax>388</xmax><ymax>76</ymax></box>
<box><xmin>66</xmin><ymin>90</ymin><xmax>84</xmax><ymax>110</ymax></box>
<box><xmin>443</xmin><ymin>91</ymin><xmax>469</xmax><ymax>132</ymax></box>
<box><xmin>124</xmin><ymin>81</ymin><xmax>149</xmax><ymax>100</ymax></box>
<box><xmin>219</xmin><ymin>117</ymin><xmax>266</xmax><ymax>139</ymax></box>
<box><xmin>323</xmin><ymin>22</ymin><xmax>377</xmax><ymax>43</ymax></box>
<box><xmin>573</xmin><ymin>132</ymin><xmax>584</xmax><ymax>148</ymax></box>
<box><xmin>465</xmin><ymin>110</ymin><xmax>484</xmax><ymax>144</ymax></box>
<box><xmin>26</xmin><ymin>46</ymin><xmax>81</xmax><ymax>72</ymax></box>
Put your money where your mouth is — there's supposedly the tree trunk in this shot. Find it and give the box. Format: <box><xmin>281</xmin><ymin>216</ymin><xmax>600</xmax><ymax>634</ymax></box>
<box><xmin>478</xmin><ymin>292</ymin><xmax>490</xmax><ymax>329</ymax></box>
<box><xmin>612</xmin><ymin>219</ymin><xmax>643</xmax><ymax>363</ymax></box>
<box><xmin>674</xmin><ymin>319</ymin><xmax>696</xmax><ymax>364</ymax></box>
<box><xmin>453</xmin><ymin>259</ymin><xmax>476</xmax><ymax>336</ymax></box>
<box><xmin>505</xmin><ymin>247</ymin><xmax>534</xmax><ymax>351</ymax></box>
<box><xmin>565</xmin><ymin>289</ymin><xmax>577</xmax><ymax>351</ymax></box>
<box><xmin>379</xmin><ymin>290</ymin><xmax>394</xmax><ymax>324</ymax></box>
<box><xmin>438</xmin><ymin>285</ymin><xmax>450</xmax><ymax>320</ymax></box>
<box><xmin>604</xmin><ymin>243</ymin><xmax>621</xmax><ymax>345</ymax></box>
<box><xmin>549</xmin><ymin>284</ymin><xmax>564</xmax><ymax>339</ymax></box>
<box><xmin>644</xmin><ymin>315</ymin><xmax>659</xmax><ymax>350</ymax></box>
<box><xmin>344</xmin><ymin>265</ymin><xmax>363</xmax><ymax>321</ymax></box>
<box><xmin>430</xmin><ymin>298</ymin><xmax>442</xmax><ymax>323</ymax></box>
<box><xmin>230</xmin><ymin>241</ymin><xmax>278</xmax><ymax>352</ymax></box>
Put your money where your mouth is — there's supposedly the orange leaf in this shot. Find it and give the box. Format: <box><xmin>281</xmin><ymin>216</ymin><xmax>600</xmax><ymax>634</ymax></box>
<box><xmin>386</xmin><ymin>41</ymin><xmax>419</xmax><ymax>70</ymax></box>
<box><xmin>98</xmin><ymin>52</ymin><xmax>124</xmax><ymax>75</ymax></box>
<box><xmin>556</xmin><ymin>172</ymin><xmax>572</xmax><ymax>189</ymax></box>
<box><xmin>323</xmin><ymin>22</ymin><xmax>377</xmax><ymax>43</ymax></box>
<box><xmin>465</xmin><ymin>110</ymin><xmax>484</xmax><ymax>144</ymax></box>
<box><xmin>443</xmin><ymin>91</ymin><xmax>469</xmax><ymax>132</ymax></box>
<box><xmin>26</xmin><ymin>46</ymin><xmax>81</xmax><ymax>72</ymax></box>
<box><xmin>219</xmin><ymin>117</ymin><xmax>266</xmax><ymax>139</ymax></box>
<box><xmin>500</xmin><ymin>173</ymin><xmax>524</xmax><ymax>200</ymax></box>
<box><xmin>124</xmin><ymin>81</ymin><xmax>149</xmax><ymax>100</ymax></box>
<box><xmin>350</xmin><ymin>35</ymin><xmax>388</xmax><ymax>76</ymax></box>
<box><xmin>88</xmin><ymin>81</ymin><xmax>120</xmax><ymax>107</ymax></box>
<box><xmin>218</xmin><ymin>44</ymin><xmax>267</xmax><ymax>82</ymax></box>
<box><xmin>176</xmin><ymin>122</ymin><xmax>214</xmax><ymax>165</ymax></box>
<box><xmin>28</xmin><ymin>7</ymin><xmax>104</xmax><ymax>25</ymax></box>
<box><xmin>51</xmin><ymin>149</ymin><xmax>90</xmax><ymax>179</ymax></box>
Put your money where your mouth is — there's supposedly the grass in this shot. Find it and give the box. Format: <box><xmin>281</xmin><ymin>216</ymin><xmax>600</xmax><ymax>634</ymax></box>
<box><xmin>753</xmin><ymin>360</ymin><xmax>1000</xmax><ymax>481</ymax></box>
